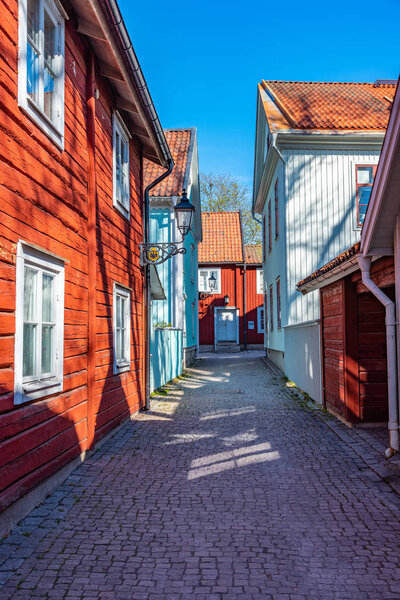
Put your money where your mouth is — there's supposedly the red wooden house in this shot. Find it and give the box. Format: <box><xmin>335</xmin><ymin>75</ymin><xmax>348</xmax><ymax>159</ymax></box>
<box><xmin>0</xmin><ymin>0</ymin><xmax>171</xmax><ymax>533</ymax></box>
<box><xmin>198</xmin><ymin>212</ymin><xmax>264</xmax><ymax>351</ymax></box>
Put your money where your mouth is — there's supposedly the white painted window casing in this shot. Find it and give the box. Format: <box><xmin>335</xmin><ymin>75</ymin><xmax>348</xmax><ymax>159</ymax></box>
<box><xmin>257</xmin><ymin>306</ymin><xmax>265</xmax><ymax>334</ymax></box>
<box><xmin>18</xmin><ymin>0</ymin><xmax>66</xmax><ymax>148</ymax></box>
<box><xmin>113</xmin><ymin>283</ymin><xmax>131</xmax><ymax>374</ymax></box>
<box><xmin>198</xmin><ymin>268</ymin><xmax>221</xmax><ymax>293</ymax></box>
<box><xmin>14</xmin><ymin>241</ymin><xmax>65</xmax><ymax>404</ymax></box>
<box><xmin>113</xmin><ymin>112</ymin><xmax>131</xmax><ymax>219</ymax></box>
<box><xmin>256</xmin><ymin>269</ymin><xmax>263</xmax><ymax>295</ymax></box>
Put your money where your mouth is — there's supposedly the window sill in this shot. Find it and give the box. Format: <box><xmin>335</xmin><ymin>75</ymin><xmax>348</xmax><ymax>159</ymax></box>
<box><xmin>15</xmin><ymin>378</ymin><xmax>62</xmax><ymax>404</ymax></box>
<box><xmin>19</xmin><ymin>98</ymin><xmax>64</xmax><ymax>150</ymax></box>
<box><xmin>113</xmin><ymin>199</ymin><xmax>130</xmax><ymax>221</ymax></box>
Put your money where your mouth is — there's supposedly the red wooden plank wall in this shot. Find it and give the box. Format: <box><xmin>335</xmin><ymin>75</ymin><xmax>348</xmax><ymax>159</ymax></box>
<box><xmin>199</xmin><ymin>265</ymin><xmax>238</xmax><ymax>345</ymax></box>
<box><xmin>321</xmin><ymin>281</ymin><xmax>346</xmax><ymax>418</ymax></box>
<box><xmin>245</xmin><ymin>267</ymin><xmax>263</xmax><ymax>344</ymax></box>
<box><xmin>0</xmin><ymin>3</ymin><xmax>144</xmax><ymax>511</ymax></box>
<box><xmin>320</xmin><ymin>257</ymin><xmax>394</xmax><ymax>424</ymax></box>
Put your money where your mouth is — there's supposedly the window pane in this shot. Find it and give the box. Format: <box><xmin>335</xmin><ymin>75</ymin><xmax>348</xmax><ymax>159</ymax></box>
<box><xmin>24</xmin><ymin>267</ymin><xmax>38</xmax><ymax>321</ymax></box>
<box><xmin>116</xmin><ymin>328</ymin><xmax>122</xmax><ymax>361</ymax></box>
<box><xmin>357</xmin><ymin>167</ymin><xmax>374</xmax><ymax>184</ymax></box>
<box><xmin>42</xmin><ymin>273</ymin><xmax>54</xmax><ymax>322</ymax></box>
<box><xmin>44</xmin><ymin>11</ymin><xmax>56</xmax><ymax>66</ymax></box>
<box><xmin>358</xmin><ymin>203</ymin><xmax>368</xmax><ymax>225</ymax></box>
<box><xmin>23</xmin><ymin>323</ymin><xmax>37</xmax><ymax>377</ymax></box>
<box><xmin>121</xmin><ymin>327</ymin><xmax>125</xmax><ymax>361</ymax></box>
<box><xmin>27</xmin><ymin>42</ymin><xmax>40</xmax><ymax>105</ymax></box>
<box><xmin>44</xmin><ymin>66</ymin><xmax>55</xmax><ymax>121</ymax></box>
<box><xmin>41</xmin><ymin>324</ymin><xmax>54</xmax><ymax>374</ymax></box>
<box><xmin>116</xmin><ymin>295</ymin><xmax>121</xmax><ymax>328</ymax></box>
<box><xmin>115</xmin><ymin>132</ymin><xmax>121</xmax><ymax>200</ymax></box>
<box><xmin>27</xmin><ymin>0</ymin><xmax>39</xmax><ymax>44</ymax></box>
<box><xmin>358</xmin><ymin>186</ymin><xmax>372</xmax><ymax>206</ymax></box>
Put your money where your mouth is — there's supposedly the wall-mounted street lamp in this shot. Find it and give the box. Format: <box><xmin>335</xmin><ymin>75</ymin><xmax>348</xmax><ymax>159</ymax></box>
<box><xmin>224</xmin><ymin>294</ymin><xmax>229</xmax><ymax>305</ymax></box>
<box><xmin>140</xmin><ymin>189</ymin><xmax>195</xmax><ymax>266</ymax></box>
<box><xmin>208</xmin><ymin>273</ymin><xmax>217</xmax><ymax>291</ymax></box>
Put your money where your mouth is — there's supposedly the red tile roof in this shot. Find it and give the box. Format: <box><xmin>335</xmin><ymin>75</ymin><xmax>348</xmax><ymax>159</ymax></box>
<box><xmin>244</xmin><ymin>245</ymin><xmax>262</xmax><ymax>264</ymax></box>
<box><xmin>262</xmin><ymin>81</ymin><xmax>396</xmax><ymax>131</ymax></box>
<box><xmin>297</xmin><ymin>243</ymin><xmax>360</xmax><ymax>290</ymax></box>
<box><xmin>199</xmin><ymin>212</ymin><xmax>244</xmax><ymax>263</ymax></box>
<box><xmin>144</xmin><ymin>129</ymin><xmax>193</xmax><ymax>197</ymax></box>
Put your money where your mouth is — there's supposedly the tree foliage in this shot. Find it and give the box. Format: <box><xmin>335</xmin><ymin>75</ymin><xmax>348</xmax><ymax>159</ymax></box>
<box><xmin>200</xmin><ymin>173</ymin><xmax>261</xmax><ymax>245</ymax></box>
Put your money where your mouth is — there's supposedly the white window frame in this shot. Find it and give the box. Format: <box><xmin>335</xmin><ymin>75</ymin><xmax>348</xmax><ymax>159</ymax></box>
<box><xmin>113</xmin><ymin>283</ymin><xmax>131</xmax><ymax>374</ymax></box>
<box><xmin>112</xmin><ymin>112</ymin><xmax>131</xmax><ymax>219</ymax></box>
<box><xmin>350</xmin><ymin>158</ymin><xmax>378</xmax><ymax>230</ymax></box>
<box><xmin>256</xmin><ymin>269</ymin><xmax>263</xmax><ymax>295</ymax></box>
<box><xmin>198</xmin><ymin>268</ymin><xmax>221</xmax><ymax>293</ymax></box>
<box><xmin>14</xmin><ymin>241</ymin><xmax>65</xmax><ymax>404</ymax></box>
<box><xmin>257</xmin><ymin>306</ymin><xmax>265</xmax><ymax>334</ymax></box>
<box><xmin>18</xmin><ymin>0</ymin><xmax>66</xmax><ymax>148</ymax></box>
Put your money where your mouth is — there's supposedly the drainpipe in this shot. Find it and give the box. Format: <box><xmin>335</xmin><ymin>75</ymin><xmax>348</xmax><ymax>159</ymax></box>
<box><xmin>357</xmin><ymin>255</ymin><xmax>399</xmax><ymax>457</ymax></box>
<box><xmin>86</xmin><ymin>51</ymin><xmax>97</xmax><ymax>451</ymax></box>
<box><xmin>143</xmin><ymin>159</ymin><xmax>174</xmax><ymax>410</ymax></box>
<box><xmin>243</xmin><ymin>263</ymin><xmax>247</xmax><ymax>350</ymax></box>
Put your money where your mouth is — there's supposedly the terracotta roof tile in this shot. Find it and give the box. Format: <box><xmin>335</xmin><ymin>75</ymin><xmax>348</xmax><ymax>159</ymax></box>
<box><xmin>199</xmin><ymin>212</ymin><xmax>243</xmax><ymax>263</ymax></box>
<box><xmin>262</xmin><ymin>81</ymin><xmax>396</xmax><ymax>131</ymax></box>
<box><xmin>244</xmin><ymin>245</ymin><xmax>262</xmax><ymax>264</ymax></box>
<box><xmin>297</xmin><ymin>243</ymin><xmax>360</xmax><ymax>290</ymax></box>
<box><xmin>144</xmin><ymin>129</ymin><xmax>193</xmax><ymax>197</ymax></box>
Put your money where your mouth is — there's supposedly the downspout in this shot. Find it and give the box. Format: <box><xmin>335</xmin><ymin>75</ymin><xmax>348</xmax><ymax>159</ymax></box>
<box><xmin>357</xmin><ymin>255</ymin><xmax>399</xmax><ymax>457</ymax></box>
<box><xmin>143</xmin><ymin>159</ymin><xmax>174</xmax><ymax>410</ymax></box>
<box><xmin>243</xmin><ymin>263</ymin><xmax>247</xmax><ymax>350</ymax></box>
<box><xmin>86</xmin><ymin>51</ymin><xmax>97</xmax><ymax>450</ymax></box>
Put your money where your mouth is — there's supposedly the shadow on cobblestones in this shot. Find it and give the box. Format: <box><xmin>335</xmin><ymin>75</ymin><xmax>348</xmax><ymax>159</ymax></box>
<box><xmin>1</xmin><ymin>353</ymin><xmax>400</xmax><ymax>600</ymax></box>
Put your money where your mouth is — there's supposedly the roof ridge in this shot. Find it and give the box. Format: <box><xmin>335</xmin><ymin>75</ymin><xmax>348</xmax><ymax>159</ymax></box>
<box><xmin>201</xmin><ymin>211</ymin><xmax>241</xmax><ymax>215</ymax></box>
<box><xmin>262</xmin><ymin>80</ymin><xmax>396</xmax><ymax>86</ymax></box>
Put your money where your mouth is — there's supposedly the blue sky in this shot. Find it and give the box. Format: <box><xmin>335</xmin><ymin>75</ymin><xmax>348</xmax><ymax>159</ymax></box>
<box><xmin>119</xmin><ymin>0</ymin><xmax>400</xmax><ymax>191</ymax></box>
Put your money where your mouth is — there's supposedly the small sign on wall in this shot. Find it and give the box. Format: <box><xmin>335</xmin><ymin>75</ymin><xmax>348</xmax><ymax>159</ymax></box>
<box><xmin>248</xmin><ymin>321</ymin><xmax>255</xmax><ymax>330</ymax></box>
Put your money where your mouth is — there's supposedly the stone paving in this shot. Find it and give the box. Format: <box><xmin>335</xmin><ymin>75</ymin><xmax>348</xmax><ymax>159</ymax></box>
<box><xmin>1</xmin><ymin>353</ymin><xmax>400</xmax><ymax>600</ymax></box>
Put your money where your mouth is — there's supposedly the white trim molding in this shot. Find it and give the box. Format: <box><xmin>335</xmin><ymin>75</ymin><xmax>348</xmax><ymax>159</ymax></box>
<box><xmin>14</xmin><ymin>241</ymin><xmax>65</xmax><ymax>404</ymax></box>
<box><xmin>113</xmin><ymin>282</ymin><xmax>131</xmax><ymax>374</ymax></box>
<box><xmin>18</xmin><ymin>0</ymin><xmax>65</xmax><ymax>149</ymax></box>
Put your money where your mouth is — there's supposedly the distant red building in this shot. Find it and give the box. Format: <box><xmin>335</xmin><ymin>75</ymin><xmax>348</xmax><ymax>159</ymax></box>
<box><xmin>198</xmin><ymin>212</ymin><xmax>264</xmax><ymax>351</ymax></box>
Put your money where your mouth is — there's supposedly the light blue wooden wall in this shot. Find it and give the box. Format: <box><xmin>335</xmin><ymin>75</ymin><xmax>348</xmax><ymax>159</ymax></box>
<box><xmin>151</xmin><ymin>328</ymin><xmax>183</xmax><ymax>391</ymax></box>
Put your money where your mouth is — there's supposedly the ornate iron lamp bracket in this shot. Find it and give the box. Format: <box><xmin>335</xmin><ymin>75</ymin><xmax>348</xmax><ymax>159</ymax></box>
<box><xmin>140</xmin><ymin>242</ymin><xmax>187</xmax><ymax>266</ymax></box>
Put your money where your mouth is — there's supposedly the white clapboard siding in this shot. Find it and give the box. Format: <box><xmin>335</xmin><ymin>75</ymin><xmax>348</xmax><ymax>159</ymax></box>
<box><xmin>284</xmin><ymin>148</ymin><xmax>380</xmax><ymax>325</ymax></box>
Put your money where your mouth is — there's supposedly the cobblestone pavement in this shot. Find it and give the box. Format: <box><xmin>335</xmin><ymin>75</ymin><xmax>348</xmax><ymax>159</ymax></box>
<box><xmin>1</xmin><ymin>354</ymin><xmax>400</xmax><ymax>600</ymax></box>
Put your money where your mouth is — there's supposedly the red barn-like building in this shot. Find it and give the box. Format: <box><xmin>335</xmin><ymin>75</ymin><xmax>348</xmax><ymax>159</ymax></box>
<box><xmin>198</xmin><ymin>212</ymin><xmax>264</xmax><ymax>351</ymax></box>
<box><xmin>0</xmin><ymin>0</ymin><xmax>171</xmax><ymax>533</ymax></box>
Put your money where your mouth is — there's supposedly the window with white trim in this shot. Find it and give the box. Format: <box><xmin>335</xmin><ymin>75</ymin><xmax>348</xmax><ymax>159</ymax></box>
<box><xmin>15</xmin><ymin>242</ymin><xmax>65</xmax><ymax>404</ymax></box>
<box><xmin>113</xmin><ymin>283</ymin><xmax>131</xmax><ymax>374</ymax></box>
<box><xmin>113</xmin><ymin>113</ymin><xmax>130</xmax><ymax>218</ymax></box>
<box><xmin>198</xmin><ymin>268</ymin><xmax>221</xmax><ymax>293</ymax></box>
<box><xmin>256</xmin><ymin>269</ymin><xmax>263</xmax><ymax>295</ymax></box>
<box><xmin>18</xmin><ymin>0</ymin><xmax>65</xmax><ymax>147</ymax></box>
<box><xmin>257</xmin><ymin>306</ymin><xmax>264</xmax><ymax>334</ymax></box>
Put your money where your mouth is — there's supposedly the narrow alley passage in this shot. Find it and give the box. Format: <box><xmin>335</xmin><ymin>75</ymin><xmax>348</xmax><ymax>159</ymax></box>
<box><xmin>1</xmin><ymin>354</ymin><xmax>400</xmax><ymax>600</ymax></box>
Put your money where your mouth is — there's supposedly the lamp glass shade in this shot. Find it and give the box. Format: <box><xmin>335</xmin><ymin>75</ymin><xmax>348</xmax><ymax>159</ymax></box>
<box><xmin>224</xmin><ymin>295</ymin><xmax>229</xmax><ymax>305</ymax></box>
<box><xmin>208</xmin><ymin>273</ymin><xmax>217</xmax><ymax>291</ymax></box>
<box><xmin>174</xmin><ymin>189</ymin><xmax>195</xmax><ymax>237</ymax></box>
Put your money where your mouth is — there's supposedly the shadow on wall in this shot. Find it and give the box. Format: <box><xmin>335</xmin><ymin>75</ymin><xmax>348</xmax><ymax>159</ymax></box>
<box><xmin>0</xmin><ymin>110</ymin><xmax>144</xmax><ymax>522</ymax></box>
<box><xmin>151</xmin><ymin>328</ymin><xmax>183</xmax><ymax>392</ymax></box>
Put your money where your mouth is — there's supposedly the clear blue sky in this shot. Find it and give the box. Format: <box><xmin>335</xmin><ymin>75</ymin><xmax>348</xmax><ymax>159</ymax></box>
<box><xmin>119</xmin><ymin>0</ymin><xmax>400</xmax><ymax>191</ymax></box>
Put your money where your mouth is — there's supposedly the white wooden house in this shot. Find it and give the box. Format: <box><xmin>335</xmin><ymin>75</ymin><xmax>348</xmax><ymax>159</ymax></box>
<box><xmin>252</xmin><ymin>80</ymin><xmax>396</xmax><ymax>401</ymax></box>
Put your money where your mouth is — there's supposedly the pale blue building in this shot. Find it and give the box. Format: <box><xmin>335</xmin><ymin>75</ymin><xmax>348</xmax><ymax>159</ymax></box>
<box><xmin>146</xmin><ymin>128</ymin><xmax>202</xmax><ymax>391</ymax></box>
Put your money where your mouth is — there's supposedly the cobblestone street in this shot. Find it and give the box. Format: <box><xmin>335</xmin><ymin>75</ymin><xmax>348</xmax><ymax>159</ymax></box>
<box><xmin>1</xmin><ymin>353</ymin><xmax>400</xmax><ymax>600</ymax></box>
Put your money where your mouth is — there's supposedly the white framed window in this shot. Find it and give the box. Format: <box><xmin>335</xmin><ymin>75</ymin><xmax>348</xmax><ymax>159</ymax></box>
<box><xmin>14</xmin><ymin>241</ymin><xmax>65</xmax><ymax>404</ymax></box>
<box><xmin>113</xmin><ymin>283</ymin><xmax>131</xmax><ymax>374</ymax></box>
<box><xmin>113</xmin><ymin>112</ymin><xmax>131</xmax><ymax>219</ymax></box>
<box><xmin>18</xmin><ymin>0</ymin><xmax>66</xmax><ymax>148</ymax></box>
<box><xmin>257</xmin><ymin>306</ymin><xmax>264</xmax><ymax>334</ymax></box>
<box><xmin>256</xmin><ymin>269</ymin><xmax>263</xmax><ymax>295</ymax></box>
<box><xmin>198</xmin><ymin>268</ymin><xmax>221</xmax><ymax>293</ymax></box>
